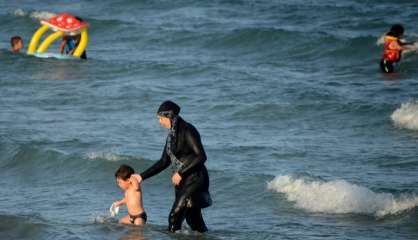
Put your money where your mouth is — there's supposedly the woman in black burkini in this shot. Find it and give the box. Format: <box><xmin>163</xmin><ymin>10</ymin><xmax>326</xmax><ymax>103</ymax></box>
<box><xmin>134</xmin><ymin>100</ymin><xmax>212</xmax><ymax>233</ymax></box>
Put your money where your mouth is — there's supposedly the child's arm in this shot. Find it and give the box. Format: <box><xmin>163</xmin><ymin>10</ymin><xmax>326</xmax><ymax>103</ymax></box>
<box><xmin>398</xmin><ymin>42</ymin><xmax>417</xmax><ymax>54</ymax></box>
<box><xmin>401</xmin><ymin>43</ymin><xmax>417</xmax><ymax>51</ymax></box>
<box><xmin>113</xmin><ymin>197</ymin><xmax>126</xmax><ymax>207</ymax></box>
<box><xmin>389</xmin><ymin>41</ymin><xmax>416</xmax><ymax>53</ymax></box>
<box><xmin>59</xmin><ymin>40</ymin><xmax>66</xmax><ymax>54</ymax></box>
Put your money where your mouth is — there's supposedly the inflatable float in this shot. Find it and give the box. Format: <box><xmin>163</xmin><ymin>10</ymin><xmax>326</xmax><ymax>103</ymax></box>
<box><xmin>27</xmin><ymin>13</ymin><xmax>88</xmax><ymax>58</ymax></box>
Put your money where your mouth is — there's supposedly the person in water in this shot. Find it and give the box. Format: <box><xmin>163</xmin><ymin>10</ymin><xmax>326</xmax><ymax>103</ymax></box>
<box><xmin>113</xmin><ymin>164</ymin><xmax>147</xmax><ymax>225</ymax></box>
<box><xmin>133</xmin><ymin>101</ymin><xmax>212</xmax><ymax>233</ymax></box>
<box><xmin>380</xmin><ymin>24</ymin><xmax>417</xmax><ymax>73</ymax></box>
<box><xmin>59</xmin><ymin>16</ymin><xmax>87</xmax><ymax>59</ymax></box>
<box><xmin>59</xmin><ymin>34</ymin><xmax>87</xmax><ymax>59</ymax></box>
<box><xmin>59</xmin><ymin>35</ymin><xmax>76</xmax><ymax>55</ymax></box>
<box><xmin>10</xmin><ymin>36</ymin><xmax>23</xmax><ymax>53</ymax></box>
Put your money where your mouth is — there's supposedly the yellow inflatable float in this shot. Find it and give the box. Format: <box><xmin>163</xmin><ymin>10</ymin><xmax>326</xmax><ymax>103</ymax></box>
<box><xmin>27</xmin><ymin>13</ymin><xmax>88</xmax><ymax>58</ymax></box>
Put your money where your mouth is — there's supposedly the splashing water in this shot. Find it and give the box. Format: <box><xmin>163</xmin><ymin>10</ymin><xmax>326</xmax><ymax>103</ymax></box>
<box><xmin>267</xmin><ymin>175</ymin><xmax>418</xmax><ymax>217</ymax></box>
<box><xmin>376</xmin><ymin>34</ymin><xmax>385</xmax><ymax>46</ymax></box>
<box><xmin>87</xmin><ymin>152</ymin><xmax>126</xmax><ymax>161</ymax></box>
<box><xmin>13</xmin><ymin>9</ymin><xmax>55</xmax><ymax>20</ymax></box>
<box><xmin>391</xmin><ymin>101</ymin><xmax>418</xmax><ymax>131</ymax></box>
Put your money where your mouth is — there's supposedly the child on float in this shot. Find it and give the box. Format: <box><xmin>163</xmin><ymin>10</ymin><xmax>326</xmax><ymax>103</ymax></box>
<box><xmin>380</xmin><ymin>24</ymin><xmax>417</xmax><ymax>73</ymax></box>
<box><xmin>59</xmin><ymin>16</ymin><xmax>87</xmax><ymax>59</ymax></box>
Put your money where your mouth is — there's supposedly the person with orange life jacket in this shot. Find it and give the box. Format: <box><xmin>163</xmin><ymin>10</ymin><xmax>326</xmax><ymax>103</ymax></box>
<box><xmin>380</xmin><ymin>24</ymin><xmax>417</xmax><ymax>73</ymax></box>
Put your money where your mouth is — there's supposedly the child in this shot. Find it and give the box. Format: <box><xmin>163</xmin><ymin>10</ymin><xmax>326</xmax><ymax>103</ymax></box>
<box><xmin>59</xmin><ymin>35</ymin><xmax>76</xmax><ymax>55</ymax></box>
<box><xmin>59</xmin><ymin>34</ymin><xmax>87</xmax><ymax>59</ymax></box>
<box><xmin>59</xmin><ymin>16</ymin><xmax>87</xmax><ymax>59</ymax></box>
<box><xmin>380</xmin><ymin>24</ymin><xmax>417</xmax><ymax>73</ymax></box>
<box><xmin>113</xmin><ymin>164</ymin><xmax>147</xmax><ymax>225</ymax></box>
<box><xmin>10</xmin><ymin>36</ymin><xmax>23</xmax><ymax>53</ymax></box>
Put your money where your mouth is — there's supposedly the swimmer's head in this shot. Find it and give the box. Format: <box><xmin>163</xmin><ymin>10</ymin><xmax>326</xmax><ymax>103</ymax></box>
<box><xmin>157</xmin><ymin>100</ymin><xmax>181</xmax><ymax>129</ymax></box>
<box><xmin>157</xmin><ymin>100</ymin><xmax>181</xmax><ymax>119</ymax></box>
<box><xmin>10</xmin><ymin>36</ymin><xmax>23</xmax><ymax>53</ymax></box>
<box><xmin>389</xmin><ymin>24</ymin><xmax>404</xmax><ymax>38</ymax></box>
<box><xmin>115</xmin><ymin>164</ymin><xmax>135</xmax><ymax>190</ymax></box>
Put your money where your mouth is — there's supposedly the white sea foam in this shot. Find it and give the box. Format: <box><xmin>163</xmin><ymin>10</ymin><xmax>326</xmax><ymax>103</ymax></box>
<box><xmin>13</xmin><ymin>9</ymin><xmax>26</xmax><ymax>17</ymax></box>
<box><xmin>267</xmin><ymin>175</ymin><xmax>418</xmax><ymax>217</ymax></box>
<box><xmin>93</xmin><ymin>215</ymin><xmax>109</xmax><ymax>224</ymax></box>
<box><xmin>13</xmin><ymin>9</ymin><xmax>55</xmax><ymax>20</ymax></box>
<box><xmin>391</xmin><ymin>101</ymin><xmax>418</xmax><ymax>131</ymax></box>
<box><xmin>87</xmin><ymin>152</ymin><xmax>125</xmax><ymax>161</ymax></box>
<box><xmin>93</xmin><ymin>213</ymin><xmax>115</xmax><ymax>224</ymax></box>
<box><xmin>92</xmin><ymin>209</ymin><xmax>118</xmax><ymax>224</ymax></box>
<box><xmin>376</xmin><ymin>34</ymin><xmax>385</xmax><ymax>46</ymax></box>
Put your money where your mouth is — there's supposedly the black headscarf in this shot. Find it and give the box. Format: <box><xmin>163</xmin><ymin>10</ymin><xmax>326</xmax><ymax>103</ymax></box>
<box><xmin>157</xmin><ymin>100</ymin><xmax>180</xmax><ymax>119</ymax></box>
<box><xmin>157</xmin><ymin>101</ymin><xmax>183</xmax><ymax>172</ymax></box>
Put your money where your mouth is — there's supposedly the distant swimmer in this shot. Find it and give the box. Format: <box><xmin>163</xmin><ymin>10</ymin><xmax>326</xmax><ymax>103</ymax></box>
<box><xmin>10</xmin><ymin>36</ymin><xmax>23</xmax><ymax>53</ymax></box>
<box><xmin>112</xmin><ymin>165</ymin><xmax>147</xmax><ymax>225</ymax></box>
<box><xmin>133</xmin><ymin>100</ymin><xmax>212</xmax><ymax>233</ymax></box>
<box><xmin>380</xmin><ymin>24</ymin><xmax>417</xmax><ymax>73</ymax></box>
<box><xmin>28</xmin><ymin>13</ymin><xmax>89</xmax><ymax>59</ymax></box>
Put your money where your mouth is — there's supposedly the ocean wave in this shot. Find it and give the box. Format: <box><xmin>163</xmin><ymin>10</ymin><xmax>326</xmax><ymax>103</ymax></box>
<box><xmin>379</xmin><ymin>159</ymin><xmax>418</xmax><ymax>168</ymax></box>
<box><xmin>87</xmin><ymin>152</ymin><xmax>129</xmax><ymax>162</ymax></box>
<box><xmin>0</xmin><ymin>214</ymin><xmax>47</xmax><ymax>239</ymax></box>
<box><xmin>13</xmin><ymin>9</ymin><xmax>55</xmax><ymax>21</ymax></box>
<box><xmin>205</xmin><ymin>27</ymin><xmax>306</xmax><ymax>52</ymax></box>
<box><xmin>267</xmin><ymin>175</ymin><xmax>418</xmax><ymax>218</ymax></box>
<box><xmin>391</xmin><ymin>101</ymin><xmax>418</xmax><ymax>131</ymax></box>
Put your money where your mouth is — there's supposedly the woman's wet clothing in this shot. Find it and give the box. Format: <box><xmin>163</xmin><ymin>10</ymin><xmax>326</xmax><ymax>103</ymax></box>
<box><xmin>140</xmin><ymin>117</ymin><xmax>211</xmax><ymax>232</ymax></box>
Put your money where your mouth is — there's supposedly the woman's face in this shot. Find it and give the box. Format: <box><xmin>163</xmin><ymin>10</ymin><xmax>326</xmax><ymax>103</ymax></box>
<box><xmin>159</xmin><ymin>116</ymin><xmax>171</xmax><ymax>129</ymax></box>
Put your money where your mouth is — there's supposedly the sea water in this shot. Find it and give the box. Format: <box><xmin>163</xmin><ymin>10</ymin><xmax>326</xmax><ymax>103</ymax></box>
<box><xmin>1</xmin><ymin>1</ymin><xmax>418</xmax><ymax>239</ymax></box>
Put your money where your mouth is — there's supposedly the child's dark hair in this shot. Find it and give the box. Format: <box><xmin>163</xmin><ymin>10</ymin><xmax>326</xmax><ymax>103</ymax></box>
<box><xmin>10</xmin><ymin>36</ymin><xmax>22</xmax><ymax>47</ymax></box>
<box><xmin>388</xmin><ymin>24</ymin><xmax>404</xmax><ymax>38</ymax></box>
<box><xmin>115</xmin><ymin>164</ymin><xmax>135</xmax><ymax>180</ymax></box>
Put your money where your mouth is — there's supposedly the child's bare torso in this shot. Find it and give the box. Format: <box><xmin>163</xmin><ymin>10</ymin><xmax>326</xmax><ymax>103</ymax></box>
<box><xmin>125</xmin><ymin>185</ymin><xmax>145</xmax><ymax>215</ymax></box>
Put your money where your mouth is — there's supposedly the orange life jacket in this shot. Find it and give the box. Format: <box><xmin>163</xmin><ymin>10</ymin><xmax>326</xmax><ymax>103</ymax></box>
<box><xmin>382</xmin><ymin>36</ymin><xmax>401</xmax><ymax>61</ymax></box>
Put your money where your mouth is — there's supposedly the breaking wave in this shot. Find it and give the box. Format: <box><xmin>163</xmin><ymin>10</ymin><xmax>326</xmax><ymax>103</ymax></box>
<box><xmin>267</xmin><ymin>175</ymin><xmax>418</xmax><ymax>218</ymax></box>
<box><xmin>391</xmin><ymin>101</ymin><xmax>418</xmax><ymax>131</ymax></box>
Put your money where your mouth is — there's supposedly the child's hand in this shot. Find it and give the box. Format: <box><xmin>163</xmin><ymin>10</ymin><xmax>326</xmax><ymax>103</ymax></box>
<box><xmin>129</xmin><ymin>175</ymin><xmax>141</xmax><ymax>191</ymax></box>
<box><xmin>172</xmin><ymin>172</ymin><xmax>182</xmax><ymax>186</ymax></box>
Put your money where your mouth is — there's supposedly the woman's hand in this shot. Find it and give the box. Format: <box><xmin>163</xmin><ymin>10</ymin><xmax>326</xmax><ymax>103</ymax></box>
<box><xmin>172</xmin><ymin>172</ymin><xmax>182</xmax><ymax>186</ymax></box>
<box><xmin>130</xmin><ymin>175</ymin><xmax>141</xmax><ymax>191</ymax></box>
<box><xmin>131</xmin><ymin>173</ymin><xmax>143</xmax><ymax>185</ymax></box>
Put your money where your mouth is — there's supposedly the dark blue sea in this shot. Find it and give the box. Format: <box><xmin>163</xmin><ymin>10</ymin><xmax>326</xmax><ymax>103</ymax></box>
<box><xmin>1</xmin><ymin>1</ymin><xmax>418</xmax><ymax>239</ymax></box>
